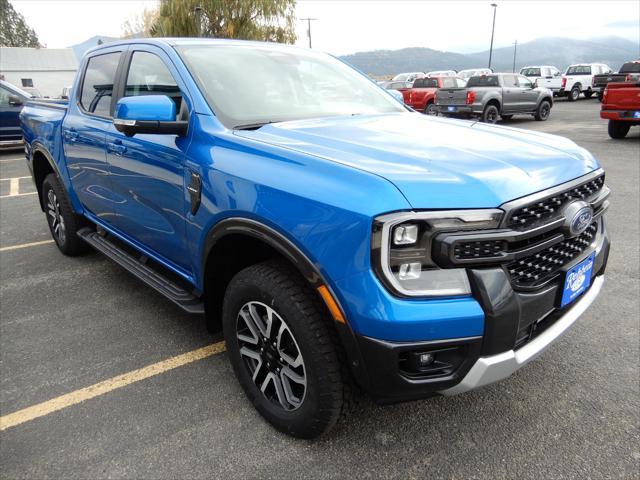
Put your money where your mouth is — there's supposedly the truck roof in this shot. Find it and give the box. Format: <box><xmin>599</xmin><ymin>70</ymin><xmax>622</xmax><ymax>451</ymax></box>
<box><xmin>84</xmin><ymin>37</ymin><xmax>305</xmax><ymax>56</ymax></box>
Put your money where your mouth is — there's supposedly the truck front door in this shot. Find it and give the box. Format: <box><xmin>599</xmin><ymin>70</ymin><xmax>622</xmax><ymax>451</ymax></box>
<box><xmin>105</xmin><ymin>48</ymin><xmax>191</xmax><ymax>273</ymax></box>
<box><xmin>516</xmin><ymin>75</ymin><xmax>539</xmax><ymax>111</ymax></box>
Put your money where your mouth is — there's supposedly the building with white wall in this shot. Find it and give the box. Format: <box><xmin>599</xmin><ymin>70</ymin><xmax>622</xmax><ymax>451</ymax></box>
<box><xmin>0</xmin><ymin>47</ymin><xmax>78</xmax><ymax>98</ymax></box>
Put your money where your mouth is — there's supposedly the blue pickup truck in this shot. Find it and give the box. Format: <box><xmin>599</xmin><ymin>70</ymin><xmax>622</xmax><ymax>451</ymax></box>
<box><xmin>20</xmin><ymin>39</ymin><xmax>610</xmax><ymax>438</ymax></box>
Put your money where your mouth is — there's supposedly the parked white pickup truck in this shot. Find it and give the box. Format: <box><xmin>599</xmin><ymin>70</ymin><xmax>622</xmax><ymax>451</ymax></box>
<box><xmin>560</xmin><ymin>63</ymin><xmax>613</xmax><ymax>101</ymax></box>
<box><xmin>520</xmin><ymin>66</ymin><xmax>562</xmax><ymax>95</ymax></box>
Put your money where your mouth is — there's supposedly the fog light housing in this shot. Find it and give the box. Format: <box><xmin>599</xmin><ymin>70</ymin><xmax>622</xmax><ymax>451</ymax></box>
<box><xmin>419</xmin><ymin>353</ymin><xmax>435</xmax><ymax>366</ymax></box>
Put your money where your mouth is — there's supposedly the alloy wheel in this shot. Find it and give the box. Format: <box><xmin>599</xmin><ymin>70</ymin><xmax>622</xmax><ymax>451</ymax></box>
<box><xmin>47</xmin><ymin>188</ymin><xmax>66</xmax><ymax>245</ymax></box>
<box><xmin>236</xmin><ymin>301</ymin><xmax>307</xmax><ymax>411</ymax></box>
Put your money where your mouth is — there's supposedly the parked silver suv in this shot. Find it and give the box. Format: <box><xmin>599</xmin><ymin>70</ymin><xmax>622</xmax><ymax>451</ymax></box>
<box><xmin>436</xmin><ymin>73</ymin><xmax>554</xmax><ymax>123</ymax></box>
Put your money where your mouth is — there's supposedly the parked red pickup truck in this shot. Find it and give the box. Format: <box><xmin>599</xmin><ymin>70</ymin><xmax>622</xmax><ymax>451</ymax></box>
<box><xmin>600</xmin><ymin>82</ymin><xmax>640</xmax><ymax>139</ymax></box>
<box><xmin>402</xmin><ymin>76</ymin><xmax>466</xmax><ymax>114</ymax></box>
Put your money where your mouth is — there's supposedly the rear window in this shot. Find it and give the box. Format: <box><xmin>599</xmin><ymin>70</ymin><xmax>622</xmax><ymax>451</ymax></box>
<box><xmin>620</xmin><ymin>62</ymin><xmax>640</xmax><ymax>73</ymax></box>
<box><xmin>413</xmin><ymin>78</ymin><xmax>438</xmax><ymax>88</ymax></box>
<box><xmin>520</xmin><ymin>68</ymin><xmax>541</xmax><ymax>77</ymax></box>
<box><xmin>467</xmin><ymin>75</ymin><xmax>499</xmax><ymax>87</ymax></box>
<box><xmin>80</xmin><ymin>52</ymin><xmax>121</xmax><ymax>117</ymax></box>
<box><xmin>566</xmin><ymin>66</ymin><xmax>591</xmax><ymax>75</ymax></box>
<box><xmin>440</xmin><ymin>77</ymin><xmax>458</xmax><ymax>88</ymax></box>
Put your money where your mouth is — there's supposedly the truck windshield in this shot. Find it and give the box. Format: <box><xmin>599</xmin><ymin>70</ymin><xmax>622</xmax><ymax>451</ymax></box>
<box><xmin>176</xmin><ymin>44</ymin><xmax>406</xmax><ymax>129</ymax></box>
<box><xmin>466</xmin><ymin>76</ymin><xmax>500</xmax><ymax>87</ymax></box>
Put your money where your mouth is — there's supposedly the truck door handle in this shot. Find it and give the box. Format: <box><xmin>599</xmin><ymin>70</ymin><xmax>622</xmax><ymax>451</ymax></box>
<box><xmin>64</xmin><ymin>129</ymin><xmax>79</xmax><ymax>142</ymax></box>
<box><xmin>107</xmin><ymin>141</ymin><xmax>127</xmax><ymax>156</ymax></box>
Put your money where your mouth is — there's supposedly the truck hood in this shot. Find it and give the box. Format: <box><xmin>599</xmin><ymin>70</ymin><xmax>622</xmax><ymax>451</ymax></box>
<box><xmin>235</xmin><ymin>113</ymin><xmax>599</xmax><ymax>209</ymax></box>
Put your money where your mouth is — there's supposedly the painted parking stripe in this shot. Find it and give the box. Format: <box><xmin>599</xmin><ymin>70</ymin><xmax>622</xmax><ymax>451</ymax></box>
<box><xmin>0</xmin><ymin>158</ymin><xmax>24</xmax><ymax>163</ymax></box>
<box><xmin>0</xmin><ymin>176</ymin><xmax>31</xmax><ymax>181</ymax></box>
<box><xmin>0</xmin><ymin>240</ymin><xmax>55</xmax><ymax>252</ymax></box>
<box><xmin>0</xmin><ymin>342</ymin><xmax>226</xmax><ymax>431</ymax></box>
<box><xmin>0</xmin><ymin>192</ymin><xmax>37</xmax><ymax>199</ymax></box>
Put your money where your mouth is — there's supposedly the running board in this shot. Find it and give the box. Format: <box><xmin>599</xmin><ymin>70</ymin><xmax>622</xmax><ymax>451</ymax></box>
<box><xmin>77</xmin><ymin>228</ymin><xmax>204</xmax><ymax>314</ymax></box>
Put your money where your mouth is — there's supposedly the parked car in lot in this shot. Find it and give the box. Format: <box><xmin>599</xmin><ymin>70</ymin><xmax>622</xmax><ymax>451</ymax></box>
<box><xmin>0</xmin><ymin>80</ymin><xmax>32</xmax><ymax>147</ymax></box>
<box><xmin>391</xmin><ymin>71</ymin><xmax>425</xmax><ymax>82</ymax></box>
<box><xmin>403</xmin><ymin>76</ymin><xmax>466</xmax><ymax>114</ymax></box>
<box><xmin>520</xmin><ymin>65</ymin><xmax>562</xmax><ymax>95</ymax></box>
<box><xmin>593</xmin><ymin>61</ymin><xmax>640</xmax><ymax>100</ymax></box>
<box><xmin>436</xmin><ymin>73</ymin><xmax>553</xmax><ymax>123</ymax></box>
<box><xmin>600</xmin><ymin>81</ymin><xmax>640</xmax><ymax>138</ymax></box>
<box><xmin>560</xmin><ymin>63</ymin><xmax>612</xmax><ymax>101</ymax></box>
<box><xmin>386</xmin><ymin>80</ymin><xmax>412</xmax><ymax>90</ymax></box>
<box><xmin>21</xmin><ymin>39</ymin><xmax>609</xmax><ymax>438</ymax></box>
<box><xmin>458</xmin><ymin>68</ymin><xmax>492</xmax><ymax>80</ymax></box>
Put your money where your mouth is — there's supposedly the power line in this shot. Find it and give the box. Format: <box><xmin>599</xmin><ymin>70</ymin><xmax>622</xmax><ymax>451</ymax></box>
<box><xmin>300</xmin><ymin>18</ymin><xmax>318</xmax><ymax>49</ymax></box>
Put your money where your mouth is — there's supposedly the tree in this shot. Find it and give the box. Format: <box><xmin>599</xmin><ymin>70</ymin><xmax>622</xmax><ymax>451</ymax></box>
<box><xmin>122</xmin><ymin>6</ymin><xmax>160</xmax><ymax>38</ymax></box>
<box><xmin>148</xmin><ymin>0</ymin><xmax>296</xmax><ymax>44</ymax></box>
<box><xmin>0</xmin><ymin>0</ymin><xmax>41</xmax><ymax>47</ymax></box>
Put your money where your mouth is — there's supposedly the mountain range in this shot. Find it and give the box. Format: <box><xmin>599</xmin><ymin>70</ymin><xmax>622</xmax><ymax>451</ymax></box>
<box><xmin>340</xmin><ymin>36</ymin><xmax>640</xmax><ymax>77</ymax></box>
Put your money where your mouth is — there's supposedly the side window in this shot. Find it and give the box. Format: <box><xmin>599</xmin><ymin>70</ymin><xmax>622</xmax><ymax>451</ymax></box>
<box><xmin>124</xmin><ymin>51</ymin><xmax>183</xmax><ymax>118</ymax></box>
<box><xmin>21</xmin><ymin>78</ymin><xmax>33</xmax><ymax>87</ymax></box>
<box><xmin>80</xmin><ymin>52</ymin><xmax>121</xmax><ymax>117</ymax></box>
<box><xmin>0</xmin><ymin>86</ymin><xmax>11</xmax><ymax>106</ymax></box>
<box><xmin>518</xmin><ymin>76</ymin><xmax>533</xmax><ymax>88</ymax></box>
<box><xmin>503</xmin><ymin>74</ymin><xmax>518</xmax><ymax>87</ymax></box>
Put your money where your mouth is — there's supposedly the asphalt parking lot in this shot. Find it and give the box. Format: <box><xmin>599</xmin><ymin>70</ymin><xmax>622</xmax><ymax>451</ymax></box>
<box><xmin>1</xmin><ymin>99</ymin><xmax>638</xmax><ymax>479</ymax></box>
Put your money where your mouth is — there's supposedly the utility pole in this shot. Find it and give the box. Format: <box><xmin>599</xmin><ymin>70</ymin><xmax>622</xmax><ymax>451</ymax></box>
<box><xmin>488</xmin><ymin>3</ymin><xmax>497</xmax><ymax>70</ymax></box>
<box><xmin>512</xmin><ymin>40</ymin><xmax>517</xmax><ymax>73</ymax></box>
<box><xmin>300</xmin><ymin>17</ymin><xmax>318</xmax><ymax>49</ymax></box>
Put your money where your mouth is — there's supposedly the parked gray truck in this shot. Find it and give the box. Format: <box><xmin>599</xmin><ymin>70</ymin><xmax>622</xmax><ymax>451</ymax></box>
<box><xmin>436</xmin><ymin>73</ymin><xmax>553</xmax><ymax>123</ymax></box>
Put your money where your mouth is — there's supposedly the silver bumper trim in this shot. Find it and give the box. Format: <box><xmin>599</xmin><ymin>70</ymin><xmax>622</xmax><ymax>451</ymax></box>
<box><xmin>440</xmin><ymin>275</ymin><xmax>604</xmax><ymax>396</ymax></box>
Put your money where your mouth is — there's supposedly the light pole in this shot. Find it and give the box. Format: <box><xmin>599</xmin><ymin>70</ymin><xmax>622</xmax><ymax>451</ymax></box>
<box><xmin>488</xmin><ymin>3</ymin><xmax>497</xmax><ymax>70</ymax></box>
<box><xmin>512</xmin><ymin>39</ymin><xmax>518</xmax><ymax>73</ymax></box>
<box><xmin>300</xmin><ymin>17</ymin><xmax>318</xmax><ymax>49</ymax></box>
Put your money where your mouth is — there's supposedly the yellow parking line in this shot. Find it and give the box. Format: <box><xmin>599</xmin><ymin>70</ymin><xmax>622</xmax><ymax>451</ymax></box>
<box><xmin>0</xmin><ymin>342</ymin><xmax>226</xmax><ymax>431</ymax></box>
<box><xmin>0</xmin><ymin>240</ymin><xmax>55</xmax><ymax>252</ymax></box>
<box><xmin>0</xmin><ymin>158</ymin><xmax>24</xmax><ymax>163</ymax></box>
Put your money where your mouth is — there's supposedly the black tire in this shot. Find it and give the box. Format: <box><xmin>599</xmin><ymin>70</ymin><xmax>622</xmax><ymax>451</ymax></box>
<box><xmin>482</xmin><ymin>104</ymin><xmax>500</xmax><ymax>124</ymax></box>
<box><xmin>567</xmin><ymin>86</ymin><xmax>580</xmax><ymax>101</ymax></box>
<box><xmin>583</xmin><ymin>90</ymin><xmax>593</xmax><ymax>99</ymax></box>
<box><xmin>534</xmin><ymin>100</ymin><xmax>551</xmax><ymax>121</ymax></box>
<box><xmin>501</xmin><ymin>114</ymin><xmax>513</xmax><ymax>121</ymax></box>
<box><xmin>222</xmin><ymin>260</ymin><xmax>353</xmax><ymax>439</ymax></box>
<box><xmin>597</xmin><ymin>91</ymin><xmax>604</xmax><ymax>103</ymax></box>
<box><xmin>424</xmin><ymin>102</ymin><xmax>438</xmax><ymax>116</ymax></box>
<box><xmin>42</xmin><ymin>173</ymin><xmax>89</xmax><ymax>256</ymax></box>
<box><xmin>608</xmin><ymin>120</ymin><xmax>630</xmax><ymax>139</ymax></box>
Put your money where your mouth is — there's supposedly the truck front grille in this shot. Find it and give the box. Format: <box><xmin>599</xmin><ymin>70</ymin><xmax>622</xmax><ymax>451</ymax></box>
<box><xmin>507</xmin><ymin>175</ymin><xmax>605</xmax><ymax>230</ymax></box>
<box><xmin>506</xmin><ymin>223</ymin><xmax>597</xmax><ymax>288</ymax></box>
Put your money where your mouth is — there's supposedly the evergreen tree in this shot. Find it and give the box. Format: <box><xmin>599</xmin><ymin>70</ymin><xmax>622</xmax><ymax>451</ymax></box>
<box><xmin>0</xmin><ymin>0</ymin><xmax>41</xmax><ymax>48</ymax></box>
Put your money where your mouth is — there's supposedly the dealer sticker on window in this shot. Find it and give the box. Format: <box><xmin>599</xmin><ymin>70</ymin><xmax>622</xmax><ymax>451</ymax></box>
<box><xmin>561</xmin><ymin>253</ymin><xmax>595</xmax><ymax>308</ymax></box>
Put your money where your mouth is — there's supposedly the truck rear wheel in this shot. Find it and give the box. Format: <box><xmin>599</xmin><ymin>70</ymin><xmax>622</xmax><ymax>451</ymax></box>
<box><xmin>608</xmin><ymin>120</ymin><xmax>630</xmax><ymax>139</ymax></box>
<box><xmin>222</xmin><ymin>259</ymin><xmax>352</xmax><ymax>438</ymax></box>
<box><xmin>42</xmin><ymin>173</ymin><xmax>89</xmax><ymax>256</ymax></box>
<box><xmin>482</xmin><ymin>104</ymin><xmax>499</xmax><ymax>124</ymax></box>
<box><xmin>534</xmin><ymin>100</ymin><xmax>551</xmax><ymax>121</ymax></box>
<box><xmin>568</xmin><ymin>86</ymin><xmax>580</xmax><ymax>101</ymax></box>
<box><xmin>424</xmin><ymin>102</ymin><xmax>438</xmax><ymax>116</ymax></box>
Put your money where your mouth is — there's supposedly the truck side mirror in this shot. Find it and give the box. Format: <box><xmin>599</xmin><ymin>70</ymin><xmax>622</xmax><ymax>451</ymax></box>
<box><xmin>8</xmin><ymin>94</ymin><xmax>23</xmax><ymax>106</ymax></box>
<box><xmin>113</xmin><ymin>95</ymin><xmax>187</xmax><ymax>137</ymax></box>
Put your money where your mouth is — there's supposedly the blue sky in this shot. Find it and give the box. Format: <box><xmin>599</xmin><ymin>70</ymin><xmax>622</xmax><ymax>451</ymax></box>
<box><xmin>11</xmin><ymin>0</ymin><xmax>640</xmax><ymax>54</ymax></box>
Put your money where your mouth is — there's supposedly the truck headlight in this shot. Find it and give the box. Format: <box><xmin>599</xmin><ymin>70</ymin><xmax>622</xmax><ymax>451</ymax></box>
<box><xmin>372</xmin><ymin>210</ymin><xmax>503</xmax><ymax>297</ymax></box>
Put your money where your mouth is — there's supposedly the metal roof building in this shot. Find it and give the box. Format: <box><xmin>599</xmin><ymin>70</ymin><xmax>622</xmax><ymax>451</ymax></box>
<box><xmin>0</xmin><ymin>47</ymin><xmax>78</xmax><ymax>98</ymax></box>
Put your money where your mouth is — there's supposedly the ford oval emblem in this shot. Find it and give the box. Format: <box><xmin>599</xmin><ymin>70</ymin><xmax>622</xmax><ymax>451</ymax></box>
<box><xmin>562</xmin><ymin>201</ymin><xmax>593</xmax><ymax>237</ymax></box>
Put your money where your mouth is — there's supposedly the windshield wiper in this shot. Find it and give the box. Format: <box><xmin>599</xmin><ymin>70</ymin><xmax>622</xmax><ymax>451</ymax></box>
<box><xmin>233</xmin><ymin>121</ymin><xmax>279</xmax><ymax>131</ymax></box>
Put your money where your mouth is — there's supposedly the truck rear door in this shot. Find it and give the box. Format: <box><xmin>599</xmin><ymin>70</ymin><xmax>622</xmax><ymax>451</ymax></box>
<box><xmin>0</xmin><ymin>84</ymin><xmax>26</xmax><ymax>142</ymax></box>
<box><xmin>63</xmin><ymin>48</ymin><xmax>123</xmax><ymax>219</ymax></box>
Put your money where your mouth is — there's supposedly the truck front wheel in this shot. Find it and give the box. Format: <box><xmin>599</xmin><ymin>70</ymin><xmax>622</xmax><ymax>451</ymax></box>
<box><xmin>608</xmin><ymin>120</ymin><xmax>630</xmax><ymax>139</ymax></box>
<box><xmin>482</xmin><ymin>104</ymin><xmax>500</xmax><ymax>124</ymax></box>
<box><xmin>42</xmin><ymin>173</ymin><xmax>89</xmax><ymax>256</ymax></box>
<box><xmin>222</xmin><ymin>260</ymin><xmax>352</xmax><ymax>438</ymax></box>
<box><xmin>583</xmin><ymin>90</ymin><xmax>593</xmax><ymax>99</ymax></box>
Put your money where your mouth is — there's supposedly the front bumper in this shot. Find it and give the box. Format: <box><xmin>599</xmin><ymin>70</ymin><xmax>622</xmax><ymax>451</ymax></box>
<box><xmin>440</xmin><ymin>275</ymin><xmax>604</xmax><ymax>395</ymax></box>
<box><xmin>345</xmin><ymin>220</ymin><xmax>609</xmax><ymax>404</ymax></box>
